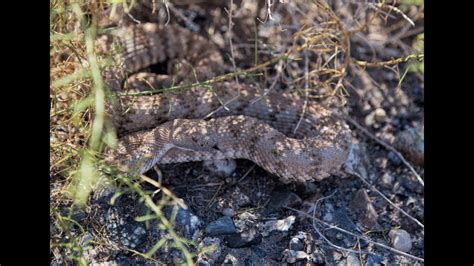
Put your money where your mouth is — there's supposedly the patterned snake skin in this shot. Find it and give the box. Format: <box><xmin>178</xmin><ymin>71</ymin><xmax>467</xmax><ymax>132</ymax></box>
<box><xmin>99</xmin><ymin>23</ymin><xmax>352</xmax><ymax>183</ymax></box>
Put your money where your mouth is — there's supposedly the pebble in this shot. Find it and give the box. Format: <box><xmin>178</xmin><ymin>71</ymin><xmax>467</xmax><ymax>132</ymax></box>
<box><xmin>380</xmin><ymin>172</ymin><xmax>394</xmax><ymax>189</ymax></box>
<box><xmin>389</xmin><ymin>229</ymin><xmax>412</xmax><ymax>252</ymax></box>
<box><xmin>374</xmin><ymin>108</ymin><xmax>387</xmax><ymax>123</ymax></box>
<box><xmin>203</xmin><ymin>159</ymin><xmax>237</xmax><ymax>177</ymax></box>
<box><xmin>364</xmin><ymin>112</ymin><xmax>375</xmax><ymax>127</ymax></box>
<box><xmin>345</xmin><ymin>253</ymin><xmax>360</xmax><ymax>266</ymax></box>
<box><xmin>223</xmin><ymin>254</ymin><xmax>238</xmax><ymax>264</ymax></box>
<box><xmin>289</xmin><ymin>232</ymin><xmax>306</xmax><ymax>251</ymax></box>
<box><xmin>205</xmin><ymin>216</ymin><xmax>237</xmax><ymax>237</ymax></box>
<box><xmin>261</xmin><ymin>216</ymin><xmax>296</xmax><ymax>237</ymax></box>
<box><xmin>395</xmin><ymin>126</ymin><xmax>424</xmax><ymax>166</ymax></box>
<box><xmin>286</xmin><ymin>250</ymin><xmax>309</xmax><ymax>263</ymax></box>
<box><xmin>365</xmin><ymin>108</ymin><xmax>388</xmax><ymax>128</ymax></box>
<box><xmin>349</xmin><ymin>189</ymin><xmax>380</xmax><ymax>230</ymax></box>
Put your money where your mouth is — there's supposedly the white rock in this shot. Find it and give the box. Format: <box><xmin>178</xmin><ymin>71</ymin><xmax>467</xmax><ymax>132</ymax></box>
<box><xmin>374</xmin><ymin>108</ymin><xmax>387</xmax><ymax>123</ymax></box>
<box><xmin>389</xmin><ymin>229</ymin><xmax>412</xmax><ymax>252</ymax></box>
<box><xmin>203</xmin><ymin>159</ymin><xmax>237</xmax><ymax>177</ymax></box>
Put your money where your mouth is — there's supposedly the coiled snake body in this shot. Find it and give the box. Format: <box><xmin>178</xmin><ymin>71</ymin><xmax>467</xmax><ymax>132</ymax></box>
<box><xmin>100</xmin><ymin>23</ymin><xmax>352</xmax><ymax>183</ymax></box>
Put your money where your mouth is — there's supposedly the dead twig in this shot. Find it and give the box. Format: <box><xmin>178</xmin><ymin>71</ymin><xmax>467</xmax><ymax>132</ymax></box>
<box><xmin>343</xmin><ymin>115</ymin><xmax>424</xmax><ymax>187</ymax></box>
<box><xmin>238</xmin><ymin>165</ymin><xmax>256</xmax><ymax>183</ymax></box>
<box><xmin>353</xmin><ymin>53</ymin><xmax>423</xmax><ymax>68</ymax></box>
<box><xmin>225</xmin><ymin>0</ymin><xmax>239</xmax><ymax>84</ymax></box>
<box><xmin>293</xmin><ymin>50</ymin><xmax>310</xmax><ymax>134</ymax></box>
<box><xmin>346</xmin><ymin>170</ymin><xmax>424</xmax><ymax>229</ymax></box>
<box><xmin>168</xmin><ymin>2</ymin><xmax>199</xmax><ymax>32</ymax></box>
<box><xmin>286</xmin><ymin>206</ymin><xmax>424</xmax><ymax>262</ymax></box>
<box><xmin>140</xmin><ymin>174</ymin><xmax>188</xmax><ymax>210</ymax></box>
<box><xmin>307</xmin><ymin>189</ymin><xmax>377</xmax><ymax>256</ymax></box>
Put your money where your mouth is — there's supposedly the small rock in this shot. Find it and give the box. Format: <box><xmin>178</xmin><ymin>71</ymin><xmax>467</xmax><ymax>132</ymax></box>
<box><xmin>223</xmin><ymin>254</ymin><xmax>238</xmax><ymax>264</ymax></box>
<box><xmin>395</xmin><ymin>126</ymin><xmax>424</xmax><ymax>166</ymax></box>
<box><xmin>203</xmin><ymin>159</ymin><xmax>237</xmax><ymax>177</ymax></box>
<box><xmin>234</xmin><ymin>211</ymin><xmax>258</xmax><ymax>232</ymax></box>
<box><xmin>289</xmin><ymin>232</ymin><xmax>306</xmax><ymax>251</ymax></box>
<box><xmin>295</xmin><ymin>251</ymin><xmax>309</xmax><ymax>260</ymax></box>
<box><xmin>389</xmin><ymin>229</ymin><xmax>412</xmax><ymax>252</ymax></box>
<box><xmin>380</xmin><ymin>172</ymin><xmax>394</xmax><ymax>189</ymax></box>
<box><xmin>365</xmin><ymin>112</ymin><xmax>375</xmax><ymax>127</ymax></box>
<box><xmin>224</xmin><ymin>229</ymin><xmax>262</xmax><ymax>248</ymax></box>
<box><xmin>205</xmin><ymin>216</ymin><xmax>237</xmax><ymax>237</ymax></box>
<box><xmin>261</xmin><ymin>216</ymin><xmax>296</xmax><ymax>237</ymax></box>
<box><xmin>346</xmin><ymin>253</ymin><xmax>361</xmax><ymax>266</ymax></box>
<box><xmin>374</xmin><ymin>108</ymin><xmax>387</xmax><ymax>123</ymax></box>
<box><xmin>343</xmin><ymin>142</ymin><xmax>370</xmax><ymax>179</ymax></box>
<box><xmin>285</xmin><ymin>250</ymin><xmax>309</xmax><ymax>263</ymax></box>
<box><xmin>349</xmin><ymin>189</ymin><xmax>381</xmax><ymax>230</ymax></box>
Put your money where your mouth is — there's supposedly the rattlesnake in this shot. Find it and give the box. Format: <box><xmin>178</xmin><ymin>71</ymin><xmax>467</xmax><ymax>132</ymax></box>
<box><xmin>100</xmin><ymin>23</ymin><xmax>352</xmax><ymax>183</ymax></box>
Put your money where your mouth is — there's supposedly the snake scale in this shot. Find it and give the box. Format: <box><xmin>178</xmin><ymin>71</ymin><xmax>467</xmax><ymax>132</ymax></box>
<box><xmin>99</xmin><ymin>23</ymin><xmax>352</xmax><ymax>183</ymax></box>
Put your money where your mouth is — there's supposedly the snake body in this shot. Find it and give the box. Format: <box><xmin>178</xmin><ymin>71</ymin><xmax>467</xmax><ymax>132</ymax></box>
<box><xmin>100</xmin><ymin>23</ymin><xmax>352</xmax><ymax>183</ymax></box>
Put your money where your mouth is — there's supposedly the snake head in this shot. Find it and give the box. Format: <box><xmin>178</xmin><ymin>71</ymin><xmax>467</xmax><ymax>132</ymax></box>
<box><xmin>172</xmin><ymin>132</ymin><xmax>220</xmax><ymax>153</ymax></box>
<box><xmin>170</xmin><ymin>119</ymin><xmax>221</xmax><ymax>153</ymax></box>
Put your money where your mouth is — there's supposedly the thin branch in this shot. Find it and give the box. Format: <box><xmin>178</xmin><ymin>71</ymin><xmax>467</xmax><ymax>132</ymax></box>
<box><xmin>285</xmin><ymin>206</ymin><xmax>425</xmax><ymax>262</ymax></box>
<box><xmin>371</xmin><ymin>2</ymin><xmax>415</xmax><ymax>27</ymax></box>
<box><xmin>293</xmin><ymin>50</ymin><xmax>310</xmax><ymax>134</ymax></box>
<box><xmin>309</xmin><ymin>190</ymin><xmax>377</xmax><ymax>256</ymax></box>
<box><xmin>353</xmin><ymin>53</ymin><xmax>423</xmax><ymax>68</ymax></box>
<box><xmin>225</xmin><ymin>0</ymin><xmax>239</xmax><ymax>84</ymax></box>
<box><xmin>350</xmin><ymin>0</ymin><xmax>387</xmax><ymax>35</ymax></box>
<box><xmin>346</xmin><ymin>170</ymin><xmax>424</xmax><ymax>229</ymax></box>
<box><xmin>140</xmin><ymin>174</ymin><xmax>188</xmax><ymax>210</ymax></box>
<box><xmin>343</xmin><ymin>115</ymin><xmax>424</xmax><ymax>187</ymax></box>
<box><xmin>168</xmin><ymin>3</ymin><xmax>199</xmax><ymax>32</ymax></box>
<box><xmin>238</xmin><ymin>165</ymin><xmax>256</xmax><ymax>183</ymax></box>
